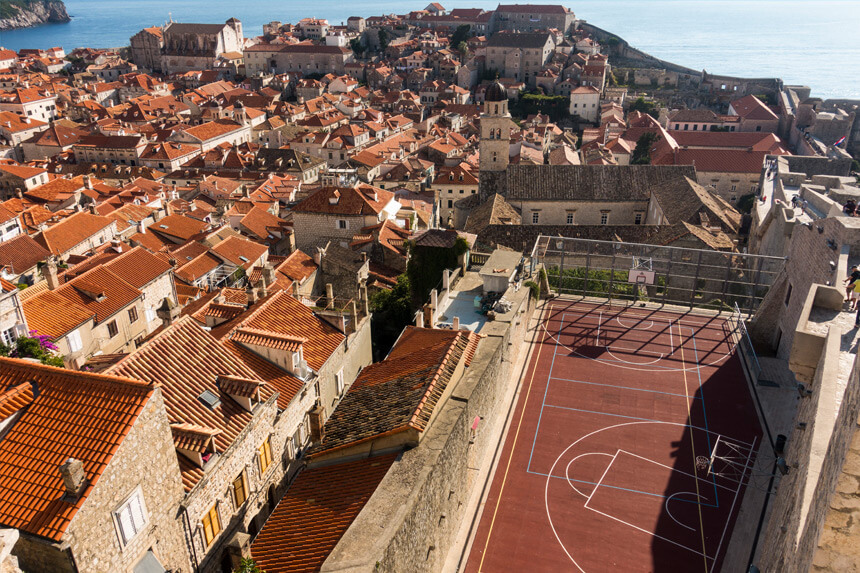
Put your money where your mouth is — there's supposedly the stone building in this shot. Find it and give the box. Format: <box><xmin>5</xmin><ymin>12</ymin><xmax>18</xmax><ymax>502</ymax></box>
<box><xmin>484</xmin><ymin>32</ymin><xmax>554</xmax><ymax>86</ymax></box>
<box><xmin>478</xmin><ymin>80</ymin><xmax>515</xmax><ymax>175</ymax></box>
<box><xmin>290</xmin><ymin>184</ymin><xmax>401</xmax><ymax>253</ymax></box>
<box><xmin>492</xmin><ymin>4</ymin><xmax>576</xmax><ymax>34</ymax></box>
<box><xmin>0</xmin><ymin>358</ymin><xmax>192</xmax><ymax>573</ymax></box>
<box><xmin>129</xmin><ymin>26</ymin><xmax>164</xmax><ymax>72</ymax></box>
<box><xmin>160</xmin><ymin>19</ymin><xmax>244</xmax><ymax>75</ymax></box>
<box><xmin>243</xmin><ymin>43</ymin><xmax>354</xmax><ymax>77</ymax></box>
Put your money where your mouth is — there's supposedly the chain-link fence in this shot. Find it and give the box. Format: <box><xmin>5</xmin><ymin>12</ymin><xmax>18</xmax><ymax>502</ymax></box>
<box><xmin>530</xmin><ymin>236</ymin><xmax>785</xmax><ymax>317</ymax></box>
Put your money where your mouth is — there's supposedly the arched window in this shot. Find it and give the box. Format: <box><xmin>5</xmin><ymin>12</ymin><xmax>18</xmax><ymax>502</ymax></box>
<box><xmin>494</xmin><ymin>104</ymin><xmax>499</xmax><ymax>115</ymax></box>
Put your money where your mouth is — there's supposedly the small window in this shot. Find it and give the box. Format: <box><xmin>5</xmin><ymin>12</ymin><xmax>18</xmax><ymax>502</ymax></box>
<box><xmin>336</xmin><ymin>219</ymin><xmax>348</xmax><ymax>230</ymax></box>
<box><xmin>115</xmin><ymin>488</ymin><xmax>148</xmax><ymax>546</ymax></box>
<box><xmin>232</xmin><ymin>471</ymin><xmax>248</xmax><ymax>507</ymax></box>
<box><xmin>107</xmin><ymin>320</ymin><xmax>118</xmax><ymax>338</ymax></box>
<box><xmin>258</xmin><ymin>437</ymin><xmax>273</xmax><ymax>474</ymax></box>
<box><xmin>201</xmin><ymin>504</ymin><xmax>221</xmax><ymax>547</ymax></box>
<box><xmin>128</xmin><ymin>307</ymin><xmax>138</xmax><ymax>323</ymax></box>
<box><xmin>566</xmin><ymin>213</ymin><xmax>574</xmax><ymax>225</ymax></box>
<box><xmin>784</xmin><ymin>283</ymin><xmax>793</xmax><ymax>306</ymax></box>
<box><xmin>447</xmin><ymin>199</ymin><xmax>453</xmax><ymax>208</ymax></box>
<box><xmin>600</xmin><ymin>212</ymin><xmax>609</xmax><ymax>225</ymax></box>
<box><xmin>634</xmin><ymin>213</ymin><xmax>643</xmax><ymax>225</ymax></box>
<box><xmin>532</xmin><ymin>212</ymin><xmax>540</xmax><ymax>224</ymax></box>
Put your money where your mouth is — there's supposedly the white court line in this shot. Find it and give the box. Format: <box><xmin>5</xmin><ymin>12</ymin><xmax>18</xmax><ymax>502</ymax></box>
<box><xmin>605</xmin><ymin>347</ymin><xmax>664</xmax><ymax>365</ymax></box>
<box><xmin>708</xmin><ymin>435</ymin><xmax>758</xmax><ymax>573</ymax></box>
<box><xmin>550</xmin><ymin>303</ymin><xmax>732</xmax><ymax>328</ymax></box>
<box><xmin>544</xmin><ymin>421</ymin><xmax>755</xmax><ymax>572</ymax></box>
<box><xmin>564</xmin><ymin>452</ymin><xmax>615</xmax><ymax>499</ymax></box>
<box><xmin>583</xmin><ymin>450</ymin><xmax>619</xmax><ymax>506</ymax></box>
<box><xmin>617</xmin><ymin>316</ymin><xmax>654</xmax><ymax>329</ymax></box>
<box><xmin>665</xmin><ymin>492</ymin><xmax>707</xmax><ymax>531</ymax></box>
<box><xmin>617</xmin><ymin>449</ymin><xmax>737</xmax><ymax>494</ymax></box>
<box><xmin>596</xmin><ymin>310</ymin><xmax>602</xmax><ymax>347</ymax></box>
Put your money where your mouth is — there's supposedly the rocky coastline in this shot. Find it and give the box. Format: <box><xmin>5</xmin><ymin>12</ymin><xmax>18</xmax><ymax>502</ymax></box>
<box><xmin>0</xmin><ymin>0</ymin><xmax>69</xmax><ymax>31</ymax></box>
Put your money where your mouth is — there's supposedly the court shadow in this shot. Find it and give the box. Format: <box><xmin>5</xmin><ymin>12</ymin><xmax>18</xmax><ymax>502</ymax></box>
<box><xmin>650</xmin><ymin>354</ymin><xmax>762</xmax><ymax>572</ymax></box>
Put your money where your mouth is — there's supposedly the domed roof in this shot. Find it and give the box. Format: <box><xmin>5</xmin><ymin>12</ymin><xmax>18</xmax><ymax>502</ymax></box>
<box><xmin>485</xmin><ymin>80</ymin><xmax>507</xmax><ymax>102</ymax></box>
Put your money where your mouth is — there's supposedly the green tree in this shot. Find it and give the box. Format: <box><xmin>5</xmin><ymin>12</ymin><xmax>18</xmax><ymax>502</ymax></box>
<box><xmin>631</xmin><ymin>132</ymin><xmax>659</xmax><ymax>165</ymax></box>
<box><xmin>628</xmin><ymin>97</ymin><xmax>660</xmax><ymax>120</ymax></box>
<box><xmin>456</xmin><ymin>41</ymin><xmax>469</xmax><ymax>60</ymax></box>
<box><xmin>450</xmin><ymin>24</ymin><xmax>471</xmax><ymax>47</ymax></box>
<box><xmin>378</xmin><ymin>29</ymin><xmax>390</xmax><ymax>51</ymax></box>
<box><xmin>349</xmin><ymin>38</ymin><xmax>365</xmax><ymax>57</ymax></box>
<box><xmin>406</xmin><ymin>237</ymin><xmax>469</xmax><ymax>304</ymax></box>
<box><xmin>234</xmin><ymin>558</ymin><xmax>266</xmax><ymax>573</ymax></box>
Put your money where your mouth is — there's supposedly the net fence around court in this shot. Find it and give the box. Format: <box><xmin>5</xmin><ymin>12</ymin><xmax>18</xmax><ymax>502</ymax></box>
<box><xmin>530</xmin><ymin>236</ymin><xmax>785</xmax><ymax>318</ymax></box>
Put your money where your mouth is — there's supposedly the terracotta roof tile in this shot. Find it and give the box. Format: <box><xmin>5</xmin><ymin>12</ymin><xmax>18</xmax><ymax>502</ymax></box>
<box><xmin>54</xmin><ymin>266</ymin><xmax>141</xmax><ymax>324</ymax></box>
<box><xmin>103</xmin><ymin>246</ymin><xmax>172</xmax><ymax>288</ymax></box>
<box><xmin>292</xmin><ymin>185</ymin><xmax>393</xmax><ymax>217</ymax></box>
<box><xmin>22</xmin><ymin>290</ymin><xmax>94</xmax><ymax>339</ymax></box>
<box><xmin>251</xmin><ymin>453</ymin><xmax>397</xmax><ymax>573</ymax></box>
<box><xmin>0</xmin><ymin>358</ymin><xmax>153</xmax><ymax>541</ymax></box>
<box><xmin>34</xmin><ymin>211</ymin><xmax>115</xmax><ymax>256</ymax></box>
<box><xmin>107</xmin><ymin>317</ymin><xmax>272</xmax><ymax>491</ymax></box>
<box><xmin>0</xmin><ymin>234</ymin><xmax>50</xmax><ymax>275</ymax></box>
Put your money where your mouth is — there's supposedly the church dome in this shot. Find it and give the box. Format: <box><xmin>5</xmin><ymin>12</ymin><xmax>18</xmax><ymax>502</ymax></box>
<box><xmin>485</xmin><ymin>80</ymin><xmax>507</xmax><ymax>102</ymax></box>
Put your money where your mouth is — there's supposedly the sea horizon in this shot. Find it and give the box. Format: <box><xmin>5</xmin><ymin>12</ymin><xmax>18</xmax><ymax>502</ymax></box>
<box><xmin>0</xmin><ymin>0</ymin><xmax>857</xmax><ymax>99</ymax></box>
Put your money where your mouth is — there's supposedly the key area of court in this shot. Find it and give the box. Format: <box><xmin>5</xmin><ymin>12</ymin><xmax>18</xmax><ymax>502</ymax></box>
<box><xmin>465</xmin><ymin>299</ymin><xmax>762</xmax><ymax>573</ymax></box>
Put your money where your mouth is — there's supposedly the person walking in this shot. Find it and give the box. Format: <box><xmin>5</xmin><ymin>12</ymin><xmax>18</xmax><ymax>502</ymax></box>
<box><xmin>846</xmin><ymin>265</ymin><xmax>860</xmax><ymax>304</ymax></box>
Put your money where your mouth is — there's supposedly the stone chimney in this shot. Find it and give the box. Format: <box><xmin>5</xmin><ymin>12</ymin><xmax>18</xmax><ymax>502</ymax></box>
<box><xmin>59</xmin><ymin>458</ymin><xmax>87</xmax><ymax>498</ymax></box>
<box><xmin>292</xmin><ymin>280</ymin><xmax>300</xmax><ymax>299</ymax></box>
<box><xmin>111</xmin><ymin>238</ymin><xmax>122</xmax><ymax>253</ymax></box>
<box><xmin>83</xmin><ymin>175</ymin><xmax>93</xmax><ymax>190</ymax></box>
<box><xmin>246</xmin><ymin>283</ymin><xmax>259</xmax><ymax>305</ymax></box>
<box><xmin>313</xmin><ymin>246</ymin><xmax>325</xmax><ymax>267</ymax></box>
<box><xmin>88</xmin><ymin>203</ymin><xmax>97</xmax><ymax>215</ymax></box>
<box><xmin>44</xmin><ymin>256</ymin><xmax>60</xmax><ymax>290</ymax></box>
<box><xmin>261</xmin><ymin>264</ymin><xmax>276</xmax><ymax>287</ymax></box>
<box><xmin>360</xmin><ymin>251</ymin><xmax>368</xmax><ymax>263</ymax></box>
<box><xmin>156</xmin><ymin>297</ymin><xmax>180</xmax><ymax>327</ymax></box>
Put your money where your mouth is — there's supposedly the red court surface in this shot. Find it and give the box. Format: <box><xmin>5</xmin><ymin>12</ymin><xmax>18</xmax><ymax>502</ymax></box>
<box><xmin>465</xmin><ymin>299</ymin><xmax>762</xmax><ymax>573</ymax></box>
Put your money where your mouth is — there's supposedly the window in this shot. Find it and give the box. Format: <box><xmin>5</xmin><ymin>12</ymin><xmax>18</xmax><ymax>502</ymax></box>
<box><xmin>232</xmin><ymin>471</ymin><xmax>248</xmax><ymax>507</ymax></box>
<box><xmin>336</xmin><ymin>219</ymin><xmax>348</xmax><ymax>230</ymax></box>
<box><xmin>684</xmin><ymin>124</ymin><xmax>689</xmax><ymax>131</ymax></box>
<box><xmin>201</xmin><ymin>504</ymin><xmax>221</xmax><ymax>547</ymax></box>
<box><xmin>258</xmin><ymin>437</ymin><xmax>273</xmax><ymax>474</ymax></box>
<box><xmin>600</xmin><ymin>212</ymin><xmax>609</xmax><ymax>225</ymax></box>
<box><xmin>115</xmin><ymin>488</ymin><xmax>148</xmax><ymax>546</ymax></box>
<box><xmin>107</xmin><ymin>320</ymin><xmax>118</xmax><ymax>338</ymax></box>
<box><xmin>447</xmin><ymin>200</ymin><xmax>453</xmax><ymax>208</ymax></box>
<box><xmin>0</xmin><ymin>327</ymin><xmax>16</xmax><ymax>347</ymax></box>
<box><xmin>532</xmin><ymin>212</ymin><xmax>540</xmax><ymax>224</ymax></box>
<box><xmin>335</xmin><ymin>369</ymin><xmax>344</xmax><ymax>396</ymax></box>
<box><xmin>566</xmin><ymin>213</ymin><xmax>574</xmax><ymax>225</ymax></box>
<box><xmin>755</xmin><ymin>125</ymin><xmax>762</xmax><ymax>132</ymax></box>
<box><xmin>634</xmin><ymin>212</ymin><xmax>643</xmax><ymax>225</ymax></box>
<box><xmin>731</xmin><ymin>184</ymin><xmax>737</xmax><ymax>192</ymax></box>
<box><xmin>785</xmin><ymin>283</ymin><xmax>793</xmax><ymax>306</ymax></box>
<box><xmin>128</xmin><ymin>307</ymin><xmax>138</xmax><ymax>323</ymax></box>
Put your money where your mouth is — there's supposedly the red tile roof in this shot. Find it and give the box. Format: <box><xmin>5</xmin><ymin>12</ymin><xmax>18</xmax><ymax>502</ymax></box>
<box><xmin>0</xmin><ymin>358</ymin><xmax>154</xmax><ymax>541</ymax></box>
<box><xmin>251</xmin><ymin>453</ymin><xmax>397</xmax><ymax>573</ymax></box>
<box><xmin>107</xmin><ymin>317</ymin><xmax>272</xmax><ymax>491</ymax></box>
<box><xmin>22</xmin><ymin>289</ymin><xmax>95</xmax><ymax>339</ymax></box>
<box><xmin>292</xmin><ymin>185</ymin><xmax>393</xmax><ymax>217</ymax></box>
<box><xmin>0</xmin><ymin>233</ymin><xmax>50</xmax><ymax>275</ymax></box>
<box><xmin>34</xmin><ymin>211</ymin><xmax>115</xmax><ymax>256</ymax></box>
<box><xmin>103</xmin><ymin>246</ymin><xmax>173</xmax><ymax>288</ymax></box>
<box><xmin>55</xmin><ymin>266</ymin><xmax>142</xmax><ymax>324</ymax></box>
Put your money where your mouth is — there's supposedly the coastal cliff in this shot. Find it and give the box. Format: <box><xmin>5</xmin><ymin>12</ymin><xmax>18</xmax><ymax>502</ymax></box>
<box><xmin>0</xmin><ymin>0</ymin><xmax>69</xmax><ymax>31</ymax></box>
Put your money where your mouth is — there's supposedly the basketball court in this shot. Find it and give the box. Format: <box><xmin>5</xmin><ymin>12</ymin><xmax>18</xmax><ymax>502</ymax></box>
<box><xmin>464</xmin><ymin>298</ymin><xmax>763</xmax><ymax>573</ymax></box>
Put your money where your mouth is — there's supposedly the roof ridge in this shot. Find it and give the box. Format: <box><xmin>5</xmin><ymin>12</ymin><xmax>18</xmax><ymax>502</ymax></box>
<box><xmin>0</xmin><ymin>356</ymin><xmax>154</xmax><ymax>389</ymax></box>
<box><xmin>408</xmin><ymin>332</ymin><xmax>464</xmax><ymax>429</ymax></box>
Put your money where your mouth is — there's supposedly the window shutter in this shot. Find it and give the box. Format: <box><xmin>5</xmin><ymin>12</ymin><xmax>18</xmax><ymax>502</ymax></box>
<box><xmin>118</xmin><ymin>504</ymin><xmax>135</xmax><ymax>544</ymax></box>
<box><xmin>129</xmin><ymin>492</ymin><xmax>147</xmax><ymax>532</ymax></box>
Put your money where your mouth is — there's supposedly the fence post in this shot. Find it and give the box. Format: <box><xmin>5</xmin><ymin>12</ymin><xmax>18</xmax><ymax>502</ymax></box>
<box><xmin>583</xmin><ymin>241</ymin><xmax>591</xmax><ymax>297</ymax></box>
<box><xmin>662</xmin><ymin>248</ymin><xmax>673</xmax><ymax>306</ymax></box>
<box><xmin>608</xmin><ymin>248</ymin><xmax>617</xmax><ymax>302</ymax></box>
<box><xmin>558</xmin><ymin>241</ymin><xmax>566</xmax><ymax>293</ymax></box>
<box><xmin>690</xmin><ymin>251</ymin><xmax>703</xmax><ymax>309</ymax></box>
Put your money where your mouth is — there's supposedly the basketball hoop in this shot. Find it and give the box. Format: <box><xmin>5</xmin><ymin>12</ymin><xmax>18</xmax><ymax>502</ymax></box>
<box><xmin>695</xmin><ymin>456</ymin><xmax>711</xmax><ymax>473</ymax></box>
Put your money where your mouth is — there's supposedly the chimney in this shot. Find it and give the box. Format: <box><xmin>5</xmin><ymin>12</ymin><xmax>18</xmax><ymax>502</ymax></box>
<box><xmin>246</xmin><ymin>283</ymin><xmax>259</xmax><ymax>305</ymax></box>
<box><xmin>83</xmin><ymin>175</ymin><xmax>93</xmax><ymax>190</ymax></box>
<box><xmin>261</xmin><ymin>264</ymin><xmax>276</xmax><ymax>287</ymax></box>
<box><xmin>292</xmin><ymin>280</ymin><xmax>300</xmax><ymax>299</ymax></box>
<box><xmin>360</xmin><ymin>251</ymin><xmax>368</xmax><ymax>263</ymax></box>
<box><xmin>88</xmin><ymin>203</ymin><xmax>97</xmax><ymax>215</ymax></box>
<box><xmin>156</xmin><ymin>296</ymin><xmax>180</xmax><ymax>327</ymax></box>
<box><xmin>325</xmin><ymin>283</ymin><xmax>334</xmax><ymax>308</ymax></box>
<box><xmin>59</xmin><ymin>458</ymin><xmax>87</xmax><ymax>498</ymax></box>
<box><xmin>44</xmin><ymin>256</ymin><xmax>60</xmax><ymax>290</ymax></box>
<box><xmin>453</xmin><ymin>316</ymin><xmax>460</xmax><ymax>330</ymax></box>
<box><xmin>313</xmin><ymin>246</ymin><xmax>324</xmax><ymax>266</ymax></box>
<box><xmin>110</xmin><ymin>238</ymin><xmax>122</xmax><ymax>253</ymax></box>
<box><xmin>14</xmin><ymin>187</ymin><xmax>22</xmax><ymax>199</ymax></box>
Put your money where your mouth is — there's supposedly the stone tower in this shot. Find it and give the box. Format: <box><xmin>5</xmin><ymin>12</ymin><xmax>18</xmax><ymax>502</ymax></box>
<box><xmin>479</xmin><ymin>80</ymin><xmax>511</xmax><ymax>173</ymax></box>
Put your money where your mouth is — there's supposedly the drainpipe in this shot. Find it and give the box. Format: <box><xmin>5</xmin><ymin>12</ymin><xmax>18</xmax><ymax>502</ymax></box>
<box><xmin>181</xmin><ymin>504</ymin><xmax>201</xmax><ymax>572</ymax></box>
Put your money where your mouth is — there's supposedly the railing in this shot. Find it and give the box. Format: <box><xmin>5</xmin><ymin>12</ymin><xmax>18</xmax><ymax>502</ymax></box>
<box><xmin>469</xmin><ymin>251</ymin><xmax>491</xmax><ymax>268</ymax></box>
<box><xmin>733</xmin><ymin>302</ymin><xmax>762</xmax><ymax>383</ymax></box>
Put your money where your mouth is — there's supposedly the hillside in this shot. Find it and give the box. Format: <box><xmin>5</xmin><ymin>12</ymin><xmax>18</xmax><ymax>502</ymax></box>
<box><xmin>0</xmin><ymin>0</ymin><xmax>69</xmax><ymax>30</ymax></box>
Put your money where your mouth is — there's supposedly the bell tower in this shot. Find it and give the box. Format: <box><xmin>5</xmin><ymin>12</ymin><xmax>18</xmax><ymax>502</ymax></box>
<box><xmin>479</xmin><ymin>80</ymin><xmax>511</xmax><ymax>173</ymax></box>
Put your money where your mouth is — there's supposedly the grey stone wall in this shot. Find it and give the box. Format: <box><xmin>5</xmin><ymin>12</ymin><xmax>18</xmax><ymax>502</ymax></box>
<box><xmin>321</xmin><ymin>284</ymin><xmax>534</xmax><ymax>572</ymax></box>
<box><xmin>756</xmin><ymin>331</ymin><xmax>860</xmax><ymax>572</ymax></box>
<box><xmin>12</xmin><ymin>389</ymin><xmax>193</xmax><ymax>573</ymax></box>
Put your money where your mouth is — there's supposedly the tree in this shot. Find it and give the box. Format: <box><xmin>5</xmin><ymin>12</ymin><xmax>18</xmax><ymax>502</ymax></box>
<box><xmin>450</xmin><ymin>24</ymin><xmax>471</xmax><ymax>48</ymax></box>
<box><xmin>349</xmin><ymin>38</ymin><xmax>365</xmax><ymax>57</ymax></box>
<box><xmin>234</xmin><ymin>558</ymin><xmax>266</xmax><ymax>573</ymax></box>
<box><xmin>406</xmin><ymin>237</ymin><xmax>469</xmax><ymax>304</ymax></box>
<box><xmin>378</xmin><ymin>29</ymin><xmax>390</xmax><ymax>51</ymax></box>
<box><xmin>631</xmin><ymin>132</ymin><xmax>659</xmax><ymax>165</ymax></box>
<box><xmin>628</xmin><ymin>96</ymin><xmax>660</xmax><ymax>120</ymax></box>
<box><xmin>456</xmin><ymin>41</ymin><xmax>469</xmax><ymax>60</ymax></box>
